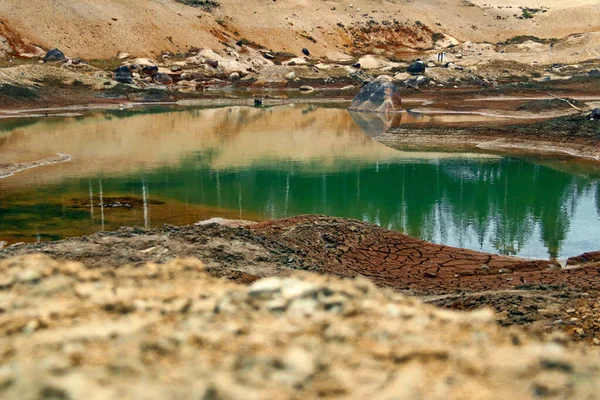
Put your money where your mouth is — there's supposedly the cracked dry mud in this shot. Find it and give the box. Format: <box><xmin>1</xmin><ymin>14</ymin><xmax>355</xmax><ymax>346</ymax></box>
<box><xmin>2</xmin><ymin>254</ymin><xmax>600</xmax><ymax>399</ymax></box>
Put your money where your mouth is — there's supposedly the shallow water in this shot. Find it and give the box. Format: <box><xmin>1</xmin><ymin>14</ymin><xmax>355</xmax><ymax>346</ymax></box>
<box><xmin>1</xmin><ymin>103</ymin><xmax>599</xmax><ymax>259</ymax></box>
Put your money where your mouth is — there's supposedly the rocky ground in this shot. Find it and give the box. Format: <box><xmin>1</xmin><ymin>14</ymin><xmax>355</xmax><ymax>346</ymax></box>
<box><xmin>2</xmin><ymin>252</ymin><xmax>600</xmax><ymax>399</ymax></box>
<box><xmin>3</xmin><ymin>215</ymin><xmax>600</xmax><ymax>346</ymax></box>
<box><xmin>1</xmin><ymin>1</ymin><xmax>600</xmax><ymax>396</ymax></box>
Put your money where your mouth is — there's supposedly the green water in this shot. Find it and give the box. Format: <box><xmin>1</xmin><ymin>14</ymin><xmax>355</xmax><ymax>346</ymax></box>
<box><xmin>1</xmin><ymin>104</ymin><xmax>599</xmax><ymax>259</ymax></box>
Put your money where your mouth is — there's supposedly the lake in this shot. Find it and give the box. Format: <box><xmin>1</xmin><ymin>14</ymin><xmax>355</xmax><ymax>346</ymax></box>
<box><xmin>1</xmin><ymin>103</ymin><xmax>599</xmax><ymax>259</ymax></box>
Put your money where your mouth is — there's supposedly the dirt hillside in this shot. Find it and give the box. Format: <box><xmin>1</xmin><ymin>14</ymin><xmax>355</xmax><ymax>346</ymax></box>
<box><xmin>0</xmin><ymin>0</ymin><xmax>598</xmax><ymax>60</ymax></box>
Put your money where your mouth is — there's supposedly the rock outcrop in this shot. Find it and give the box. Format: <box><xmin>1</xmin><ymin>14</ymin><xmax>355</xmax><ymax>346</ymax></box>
<box><xmin>347</xmin><ymin>75</ymin><xmax>402</xmax><ymax>113</ymax></box>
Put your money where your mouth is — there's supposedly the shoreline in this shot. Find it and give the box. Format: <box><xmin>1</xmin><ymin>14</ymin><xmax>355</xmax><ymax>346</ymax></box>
<box><xmin>0</xmin><ymin>153</ymin><xmax>71</xmax><ymax>179</ymax></box>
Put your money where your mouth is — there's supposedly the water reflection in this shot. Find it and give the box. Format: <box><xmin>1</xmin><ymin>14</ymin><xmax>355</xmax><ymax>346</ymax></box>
<box><xmin>0</xmin><ymin>104</ymin><xmax>599</xmax><ymax>259</ymax></box>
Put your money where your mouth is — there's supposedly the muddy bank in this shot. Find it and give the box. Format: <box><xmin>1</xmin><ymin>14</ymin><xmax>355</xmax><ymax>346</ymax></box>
<box><xmin>378</xmin><ymin>113</ymin><xmax>600</xmax><ymax>161</ymax></box>
<box><xmin>0</xmin><ymin>154</ymin><xmax>70</xmax><ymax>179</ymax></box>
<box><xmin>2</xmin><ymin>215</ymin><xmax>600</xmax><ymax>341</ymax></box>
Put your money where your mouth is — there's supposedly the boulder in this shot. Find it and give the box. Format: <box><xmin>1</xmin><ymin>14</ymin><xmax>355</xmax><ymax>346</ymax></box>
<box><xmin>205</xmin><ymin>59</ymin><xmax>219</xmax><ymax>68</ymax></box>
<box><xmin>229</xmin><ymin>72</ymin><xmax>241</xmax><ymax>81</ymax></box>
<box><xmin>114</xmin><ymin>66</ymin><xmax>133</xmax><ymax>84</ymax></box>
<box><xmin>141</xmin><ymin>65</ymin><xmax>159</xmax><ymax>76</ymax></box>
<box><xmin>43</xmin><ymin>48</ymin><xmax>67</xmax><ymax>63</ymax></box>
<box><xmin>153</xmin><ymin>73</ymin><xmax>174</xmax><ymax>85</ymax></box>
<box><xmin>590</xmin><ymin>108</ymin><xmax>600</xmax><ymax>120</ymax></box>
<box><xmin>347</xmin><ymin>75</ymin><xmax>402</xmax><ymax>113</ymax></box>
<box><xmin>407</xmin><ymin>61</ymin><xmax>425</xmax><ymax>75</ymax></box>
<box><xmin>285</xmin><ymin>71</ymin><xmax>297</xmax><ymax>80</ymax></box>
<box><xmin>589</xmin><ymin>69</ymin><xmax>600</xmax><ymax>77</ymax></box>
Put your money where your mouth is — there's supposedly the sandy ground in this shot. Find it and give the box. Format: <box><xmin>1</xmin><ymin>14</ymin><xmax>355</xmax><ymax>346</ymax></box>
<box><xmin>3</xmin><ymin>253</ymin><xmax>600</xmax><ymax>399</ymax></box>
<box><xmin>0</xmin><ymin>0</ymin><xmax>598</xmax><ymax>61</ymax></box>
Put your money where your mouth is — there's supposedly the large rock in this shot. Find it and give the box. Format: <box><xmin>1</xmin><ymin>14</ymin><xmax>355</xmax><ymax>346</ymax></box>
<box><xmin>590</xmin><ymin>108</ymin><xmax>600</xmax><ymax>120</ymax></box>
<box><xmin>43</xmin><ymin>48</ymin><xmax>67</xmax><ymax>63</ymax></box>
<box><xmin>114</xmin><ymin>65</ymin><xmax>133</xmax><ymax>84</ymax></box>
<box><xmin>141</xmin><ymin>65</ymin><xmax>159</xmax><ymax>76</ymax></box>
<box><xmin>407</xmin><ymin>60</ymin><xmax>426</xmax><ymax>75</ymax></box>
<box><xmin>347</xmin><ymin>75</ymin><xmax>402</xmax><ymax>113</ymax></box>
<box><xmin>153</xmin><ymin>72</ymin><xmax>174</xmax><ymax>85</ymax></box>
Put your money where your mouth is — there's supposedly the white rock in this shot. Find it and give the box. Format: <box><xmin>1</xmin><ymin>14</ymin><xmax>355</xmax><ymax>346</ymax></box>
<box><xmin>281</xmin><ymin>279</ymin><xmax>318</xmax><ymax>300</ymax></box>
<box><xmin>248</xmin><ymin>277</ymin><xmax>283</xmax><ymax>296</ymax></box>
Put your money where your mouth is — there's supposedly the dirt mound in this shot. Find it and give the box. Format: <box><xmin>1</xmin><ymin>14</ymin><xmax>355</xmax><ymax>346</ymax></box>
<box><xmin>1</xmin><ymin>254</ymin><xmax>600</xmax><ymax>399</ymax></box>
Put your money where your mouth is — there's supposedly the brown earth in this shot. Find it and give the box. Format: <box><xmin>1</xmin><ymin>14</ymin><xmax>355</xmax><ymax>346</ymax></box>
<box><xmin>3</xmin><ymin>254</ymin><xmax>600</xmax><ymax>399</ymax></box>
<box><xmin>0</xmin><ymin>0</ymin><xmax>598</xmax><ymax>60</ymax></box>
<box><xmin>2</xmin><ymin>215</ymin><xmax>600</xmax><ymax>342</ymax></box>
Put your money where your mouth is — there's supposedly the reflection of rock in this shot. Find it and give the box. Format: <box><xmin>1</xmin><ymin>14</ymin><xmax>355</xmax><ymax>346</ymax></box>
<box><xmin>349</xmin><ymin>111</ymin><xmax>403</xmax><ymax>137</ymax></box>
<box><xmin>347</xmin><ymin>75</ymin><xmax>402</xmax><ymax>113</ymax></box>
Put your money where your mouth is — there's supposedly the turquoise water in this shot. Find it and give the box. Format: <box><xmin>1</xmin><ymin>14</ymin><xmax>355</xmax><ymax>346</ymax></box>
<box><xmin>1</xmin><ymin>104</ymin><xmax>599</xmax><ymax>259</ymax></box>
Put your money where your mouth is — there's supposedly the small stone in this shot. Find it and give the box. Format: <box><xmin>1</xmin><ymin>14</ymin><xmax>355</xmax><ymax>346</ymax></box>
<box><xmin>281</xmin><ymin>279</ymin><xmax>318</xmax><ymax>300</ymax></box>
<box><xmin>248</xmin><ymin>277</ymin><xmax>283</xmax><ymax>296</ymax></box>
<box><xmin>285</xmin><ymin>71</ymin><xmax>297</xmax><ymax>80</ymax></box>
<box><xmin>114</xmin><ymin>65</ymin><xmax>133</xmax><ymax>84</ymax></box>
<box><xmin>17</xmin><ymin>269</ymin><xmax>42</xmax><ymax>283</ymax></box>
<box><xmin>171</xmin><ymin>65</ymin><xmax>182</xmax><ymax>72</ymax></box>
<box><xmin>43</xmin><ymin>48</ymin><xmax>67</xmax><ymax>63</ymax></box>
<box><xmin>229</xmin><ymin>72</ymin><xmax>241</xmax><ymax>81</ymax></box>
<box><xmin>299</xmin><ymin>85</ymin><xmax>315</xmax><ymax>92</ymax></box>
<box><xmin>407</xmin><ymin>60</ymin><xmax>426</xmax><ymax>75</ymax></box>
<box><xmin>153</xmin><ymin>72</ymin><xmax>173</xmax><ymax>85</ymax></box>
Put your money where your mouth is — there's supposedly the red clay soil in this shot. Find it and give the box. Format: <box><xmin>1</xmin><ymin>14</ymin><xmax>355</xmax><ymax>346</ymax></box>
<box><xmin>252</xmin><ymin>215</ymin><xmax>600</xmax><ymax>294</ymax></box>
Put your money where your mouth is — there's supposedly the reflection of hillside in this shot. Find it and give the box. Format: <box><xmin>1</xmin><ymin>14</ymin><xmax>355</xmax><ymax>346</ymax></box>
<box><xmin>0</xmin><ymin>105</ymin><xmax>496</xmax><ymax>188</ymax></box>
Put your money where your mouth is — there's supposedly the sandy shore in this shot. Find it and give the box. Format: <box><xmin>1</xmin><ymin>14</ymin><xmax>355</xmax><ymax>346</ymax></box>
<box><xmin>0</xmin><ymin>154</ymin><xmax>71</xmax><ymax>179</ymax></box>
